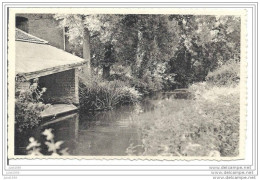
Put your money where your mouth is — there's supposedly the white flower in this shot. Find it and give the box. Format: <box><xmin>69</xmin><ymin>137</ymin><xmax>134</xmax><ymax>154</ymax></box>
<box><xmin>60</xmin><ymin>148</ymin><xmax>70</xmax><ymax>155</ymax></box>
<box><xmin>42</xmin><ymin>87</ymin><xmax>47</xmax><ymax>93</ymax></box>
<box><xmin>45</xmin><ymin>141</ymin><xmax>64</xmax><ymax>152</ymax></box>
<box><xmin>26</xmin><ymin>137</ymin><xmax>41</xmax><ymax>150</ymax></box>
<box><xmin>27</xmin><ymin>148</ymin><xmax>43</xmax><ymax>156</ymax></box>
<box><xmin>42</xmin><ymin>129</ymin><xmax>54</xmax><ymax>141</ymax></box>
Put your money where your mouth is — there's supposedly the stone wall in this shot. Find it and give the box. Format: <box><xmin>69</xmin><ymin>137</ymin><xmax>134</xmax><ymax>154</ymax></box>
<box><xmin>38</xmin><ymin>69</ymin><xmax>79</xmax><ymax>105</ymax></box>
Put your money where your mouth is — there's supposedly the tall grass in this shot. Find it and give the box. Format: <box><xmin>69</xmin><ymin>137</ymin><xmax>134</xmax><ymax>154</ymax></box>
<box><xmin>128</xmin><ymin>84</ymin><xmax>239</xmax><ymax>157</ymax></box>
<box><xmin>128</xmin><ymin>61</ymin><xmax>240</xmax><ymax>157</ymax></box>
<box><xmin>79</xmin><ymin>75</ymin><xmax>141</xmax><ymax>111</ymax></box>
<box><xmin>206</xmin><ymin>60</ymin><xmax>240</xmax><ymax>86</ymax></box>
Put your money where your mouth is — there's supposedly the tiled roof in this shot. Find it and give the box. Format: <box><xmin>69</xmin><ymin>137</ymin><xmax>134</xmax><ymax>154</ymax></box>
<box><xmin>15</xmin><ymin>28</ymin><xmax>87</xmax><ymax>79</ymax></box>
<box><xmin>15</xmin><ymin>28</ymin><xmax>49</xmax><ymax>44</ymax></box>
<box><xmin>16</xmin><ymin>41</ymin><xmax>86</xmax><ymax>79</ymax></box>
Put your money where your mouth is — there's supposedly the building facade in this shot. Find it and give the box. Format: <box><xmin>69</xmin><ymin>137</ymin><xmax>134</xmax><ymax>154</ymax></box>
<box><xmin>15</xmin><ymin>28</ymin><xmax>85</xmax><ymax>118</ymax></box>
<box><xmin>16</xmin><ymin>14</ymin><xmax>65</xmax><ymax>50</ymax></box>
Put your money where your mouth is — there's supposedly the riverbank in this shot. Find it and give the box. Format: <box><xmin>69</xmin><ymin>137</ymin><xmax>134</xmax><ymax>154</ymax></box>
<box><xmin>16</xmin><ymin>60</ymin><xmax>240</xmax><ymax>156</ymax></box>
<box><xmin>79</xmin><ymin>75</ymin><xmax>142</xmax><ymax>112</ymax></box>
<box><xmin>127</xmin><ymin>60</ymin><xmax>240</xmax><ymax>157</ymax></box>
<box><xmin>127</xmin><ymin>83</ymin><xmax>240</xmax><ymax>157</ymax></box>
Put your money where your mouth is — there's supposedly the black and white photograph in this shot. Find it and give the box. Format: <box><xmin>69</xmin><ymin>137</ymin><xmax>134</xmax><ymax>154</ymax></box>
<box><xmin>2</xmin><ymin>0</ymin><xmax>260</xmax><ymax>178</ymax></box>
<box><xmin>11</xmin><ymin>9</ymin><xmax>246</xmax><ymax>159</ymax></box>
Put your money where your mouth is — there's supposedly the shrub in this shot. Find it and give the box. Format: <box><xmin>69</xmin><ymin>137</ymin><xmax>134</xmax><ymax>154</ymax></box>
<box><xmin>79</xmin><ymin>75</ymin><xmax>141</xmax><ymax>111</ymax></box>
<box><xmin>108</xmin><ymin>71</ymin><xmax>164</xmax><ymax>95</ymax></box>
<box><xmin>127</xmin><ymin>73</ymin><xmax>240</xmax><ymax>157</ymax></box>
<box><xmin>129</xmin><ymin>83</ymin><xmax>239</xmax><ymax>157</ymax></box>
<box><xmin>189</xmin><ymin>82</ymin><xmax>240</xmax><ymax>156</ymax></box>
<box><xmin>15</xmin><ymin>80</ymin><xmax>49</xmax><ymax>133</ymax></box>
<box><xmin>206</xmin><ymin>60</ymin><xmax>240</xmax><ymax>86</ymax></box>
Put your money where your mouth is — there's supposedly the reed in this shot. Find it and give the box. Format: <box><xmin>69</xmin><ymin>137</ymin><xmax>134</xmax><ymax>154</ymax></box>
<box><xmin>79</xmin><ymin>75</ymin><xmax>141</xmax><ymax>111</ymax></box>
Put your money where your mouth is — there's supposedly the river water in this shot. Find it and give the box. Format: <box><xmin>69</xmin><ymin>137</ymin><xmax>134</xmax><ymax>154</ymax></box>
<box><xmin>16</xmin><ymin>92</ymin><xmax>176</xmax><ymax>156</ymax></box>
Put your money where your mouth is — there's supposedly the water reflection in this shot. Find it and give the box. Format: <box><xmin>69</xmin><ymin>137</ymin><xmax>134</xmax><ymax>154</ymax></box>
<box><xmin>76</xmin><ymin>105</ymin><xmax>144</xmax><ymax>156</ymax></box>
<box><xmin>16</xmin><ymin>92</ymin><xmax>177</xmax><ymax>156</ymax></box>
<box><xmin>41</xmin><ymin>113</ymin><xmax>79</xmax><ymax>155</ymax></box>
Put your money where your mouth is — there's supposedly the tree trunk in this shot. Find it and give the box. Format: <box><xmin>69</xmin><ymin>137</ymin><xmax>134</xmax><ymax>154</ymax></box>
<box><xmin>82</xmin><ymin>28</ymin><xmax>91</xmax><ymax>76</ymax></box>
<box><xmin>136</xmin><ymin>30</ymin><xmax>144</xmax><ymax>68</ymax></box>
<box><xmin>102</xmin><ymin>66</ymin><xmax>110</xmax><ymax>80</ymax></box>
<box><xmin>135</xmin><ymin>30</ymin><xmax>145</xmax><ymax>77</ymax></box>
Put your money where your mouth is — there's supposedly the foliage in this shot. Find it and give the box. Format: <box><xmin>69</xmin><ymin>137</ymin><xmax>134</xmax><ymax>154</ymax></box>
<box><xmin>167</xmin><ymin>15</ymin><xmax>241</xmax><ymax>88</ymax></box>
<box><xmin>130</xmin><ymin>72</ymin><xmax>164</xmax><ymax>95</ymax></box>
<box><xmin>127</xmin><ymin>61</ymin><xmax>240</xmax><ymax>157</ymax></box>
<box><xmin>48</xmin><ymin>14</ymin><xmax>241</xmax><ymax>157</ymax></box>
<box><xmin>127</xmin><ymin>83</ymin><xmax>239</xmax><ymax>157</ymax></box>
<box><xmin>79</xmin><ymin>75</ymin><xmax>141</xmax><ymax>111</ymax></box>
<box><xmin>26</xmin><ymin>129</ymin><xmax>69</xmax><ymax>156</ymax></box>
<box><xmin>54</xmin><ymin>14</ymin><xmax>122</xmax><ymax>77</ymax></box>
<box><xmin>189</xmin><ymin>83</ymin><xmax>240</xmax><ymax>156</ymax></box>
<box><xmin>206</xmin><ymin>60</ymin><xmax>240</xmax><ymax>86</ymax></box>
<box><xmin>15</xmin><ymin>80</ymin><xmax>49</xmax><ymax>133</ymax></box>
<box><xmin>54</xmin><ymin>14</ymin><xmax>240</xmax><ymax>92</ymax></box>
<box><xmin>55</xmin><ymin>14</ymin><xmax>123</xmax><ymax>44</ymax></box>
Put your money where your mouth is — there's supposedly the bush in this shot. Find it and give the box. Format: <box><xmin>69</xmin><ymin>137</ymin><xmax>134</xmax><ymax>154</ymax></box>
<box><xmin>108</xmin><ymin>71</ymin><xmax>164</xmax><ymax>95</ymax></box>
<box><xmin>189</xmin><ymin>82</ymin><xmax>240</xmax><ymax>156</ymax></box>
<box><xmin>15</xmin><ymin>81</ymin><xmax>49</xmax><ymax>133</ymax></box>
<box><xmin>129</xmin><ymin>83</ymin><xmax>239</xmax><ymax>157</ymax></box>
<box><xmin>206</xmin><ymin>60</ymin><xmax>240</xmax><ymax>86</ymax></box>
<box><xmin>79</xmin><ymin>75</ymin><xmax>141</xmax><ymax>111</ymax></box>
<box><xmin>129</xmin><ymin>62</ymin><xmax>240</xmax><ymax>157</ymax></box>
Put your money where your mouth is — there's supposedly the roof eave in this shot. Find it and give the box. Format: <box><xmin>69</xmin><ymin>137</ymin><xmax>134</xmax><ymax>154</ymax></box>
<box><xmin>16</xmin><ymin>39</ymin><xmax>50</xmax><ymax>45</ymax></box>
<box><xmin>16</xmin><ymin>61</ymin><xmax>86</xmax><ymax>81</ymax></box>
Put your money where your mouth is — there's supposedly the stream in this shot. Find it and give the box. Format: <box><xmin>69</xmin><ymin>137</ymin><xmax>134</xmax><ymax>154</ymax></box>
<box><xmin>16</xmin><ymin>92</ymin><xmax>178</xmax><ymax>156</ymax></box>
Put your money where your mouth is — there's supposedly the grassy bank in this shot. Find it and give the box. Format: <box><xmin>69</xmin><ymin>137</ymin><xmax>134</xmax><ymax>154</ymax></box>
<box><xmin>130</xmin><ymin>84</ymin><xmax>239</xmax><ymax>157</ymax></box>
<box><xmin>128</xmin><ymin>61</ymin><xmax>240</xmax><ymax>157</ymax></box>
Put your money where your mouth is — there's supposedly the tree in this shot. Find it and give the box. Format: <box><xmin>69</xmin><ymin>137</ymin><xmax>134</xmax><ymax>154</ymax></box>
<box><xmin>54</xmin><ymin>14</ymin><xmax>122</xmax><ymax>78</ymax></box>
<box><xmin>167</xmin><ymin>15</ymin><xmax>241</xmax><ymax>88</ymax></box>
<box><xmin>55</xmin><ymin>14</ymin><xmax>241</xmax><ymax>90</ymax></box>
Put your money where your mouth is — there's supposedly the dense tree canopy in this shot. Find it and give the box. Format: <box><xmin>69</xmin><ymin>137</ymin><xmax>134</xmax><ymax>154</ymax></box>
<box><xmin>54</xmin><ymin>14</ymin><xmax>240</xmax><ymax>91</ymax></box>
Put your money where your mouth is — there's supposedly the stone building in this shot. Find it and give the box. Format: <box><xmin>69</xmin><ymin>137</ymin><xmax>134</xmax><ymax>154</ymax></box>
<box><xmin>16</xmin><ymin>14</ymin><xmax>65</xmax><ymax>50</ymax></box>
<box><xmin>15</xmin><ymin>28</ymin><xmax>85</xmax><ymax>118</ymax></box>
<box><xmin>15</xmin><ymin>14</ymin><xmax>90</xmax><ymax>62</ymax></box>
<box><xmin>15</xmin><ymin>13</ymin><xmax>91</xmax><ymax>119</ymax></box>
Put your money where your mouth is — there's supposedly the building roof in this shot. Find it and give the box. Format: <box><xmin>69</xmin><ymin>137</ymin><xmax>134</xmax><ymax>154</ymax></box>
<box><xmin>16</xmin><ymin>28</ymin><xmax>49</xmax><ymax>44</ymax></box>
<box><xmin>15</xmin><ymin>28</ymin><xmax>86</xmax><ymax>80</ymax></box>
